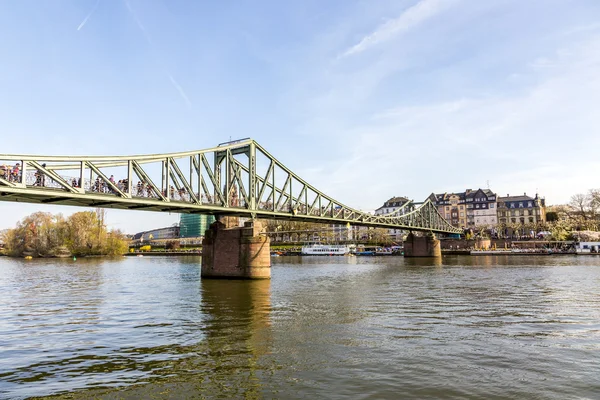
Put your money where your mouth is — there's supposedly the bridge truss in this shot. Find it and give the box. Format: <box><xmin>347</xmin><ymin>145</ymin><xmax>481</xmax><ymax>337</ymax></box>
<box><xmin>0</xmin><ymin>139</ymin><xmax>461</xmax><ymax>234</ymax></box>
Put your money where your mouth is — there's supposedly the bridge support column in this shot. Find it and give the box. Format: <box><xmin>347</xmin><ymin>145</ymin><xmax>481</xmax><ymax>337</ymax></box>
<box><xmin>201</xmin><ymin>219</ymin><xmax>271</xmax><ymax>279</ymax></box>
<box><xmin>403</xmin><ymin>232</ymin><xmax>441</xmax><ymax>258</ymax></box>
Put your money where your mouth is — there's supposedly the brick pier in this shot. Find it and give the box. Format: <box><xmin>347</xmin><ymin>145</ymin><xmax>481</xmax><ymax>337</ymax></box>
<box><xmin>201</xmin><ymin>219</ymin><xmax>271</xmax><ymax>279</ymax></box>
<box><xmin>403</xmin><ymin>232</ymin><xmax>442</xmax><ymax>257</ymax></box>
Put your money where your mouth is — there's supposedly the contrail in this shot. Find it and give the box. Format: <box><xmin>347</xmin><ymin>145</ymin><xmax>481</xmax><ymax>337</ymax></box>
<box><xmin>167</xmin><ymin>73</ymin><xmax>193</xmax><ymax>108</ymax></box>
<box><xmin>124</xmin><ymin>0</ymin><xmax>192</xmax><ymax>108</ymax></box>
<box><xmin>77</xmin><ymin>0</ymin><xmax>101</xmax><ymax>31</ymax></box>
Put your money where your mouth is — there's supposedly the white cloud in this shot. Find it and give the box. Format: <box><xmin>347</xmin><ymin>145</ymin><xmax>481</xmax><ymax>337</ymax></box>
<box><xmin>320</xmin><ymin>35</ymin><xmax>600</xmax><ymax>208</ymax></box>
<box><xmin>341</xmin><ymin>0</ymin><xmax>457</xmax><ymax>58</ymax></box>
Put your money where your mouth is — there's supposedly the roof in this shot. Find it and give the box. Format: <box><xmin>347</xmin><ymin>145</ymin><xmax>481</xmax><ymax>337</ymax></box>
<box><xmin>380</xmin><ymin>196</ymin><xmax>410</xmax><ymax>208</ymax></box>
<box><xmin>434</xmin><ymin>188</ymin><xmax>497</xmax><ymax>203</ymax></box>
<box><xmin>434</xmin><ymin>192</ymin><xmax>465</xmax><ymax>201</ymax></box>
<box><xmin>498</xmin><ymin>195</ymin><xmax>535</xmax><ymax>202</ymax></box>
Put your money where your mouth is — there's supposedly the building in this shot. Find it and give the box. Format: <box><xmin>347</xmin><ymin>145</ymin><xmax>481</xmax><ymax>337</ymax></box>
<box><xmin>374</xmin><ymin>196</ymin><xmax>411</xmax><ymax>241</ymax></box>
<box><xmin>179</xmin><ymin>214</ymin><xmax>216</xmax><ymax>238</ymax></box>
<box><xmin>431</xmin><ymin>189</ymin><xmax>497</xmax><ymax>229</ymax></box>
<box><xmin>465</xmin><ymin>189</ymin><xmax>497</xmax><ymax>227</ymax></box>
<box><xmin>430</xmin><ymin>192</ymin><xmax>467</xmax><ymax>228</ymax></box>
<box><xmin>132</xmin><ymin>225</ymin><xmax>180</xmax><ymax>241</ymax></box>
<box><xmin>497</xmin><ymin>193</ymin><xmax>546</xmax><ymax>226</ymax></box>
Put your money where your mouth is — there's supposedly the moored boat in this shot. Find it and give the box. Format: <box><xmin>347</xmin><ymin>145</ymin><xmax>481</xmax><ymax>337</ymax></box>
<box><xmin>301</xmin><ymin>244</ymin><xmax>349</xmax><ymax>255</ymax></box>
<box><xmin>375</xmin><ymin>247</ymin><xmax>394</xmax><ymax>256</ymax></box>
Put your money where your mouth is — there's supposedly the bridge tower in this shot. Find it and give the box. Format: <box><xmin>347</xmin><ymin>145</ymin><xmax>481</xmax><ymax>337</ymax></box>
<box><xmin>403</xmin><ymin>231</ymin><xmax>441</xmax><ymax>258</ymax></box>
<box><xmin>201</xmin><ymin>218</ymin><xmax>271</xmax><ymax>279</ymax></box>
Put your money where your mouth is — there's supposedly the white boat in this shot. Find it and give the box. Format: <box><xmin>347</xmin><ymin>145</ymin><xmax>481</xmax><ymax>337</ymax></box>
<box><xmin>575</xmin><ymin>242</ymin><xmax>600</xmax><ymax>254</ymax></box>
<box><xmin>301</xmin><ymin>244</ymin><xmax>349</xmax><ymax>255</ymax></box>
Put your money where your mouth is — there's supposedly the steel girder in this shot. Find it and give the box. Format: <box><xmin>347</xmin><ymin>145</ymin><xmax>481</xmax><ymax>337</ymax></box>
<box><xmin>0</xmin><ymin>139</ymin><xmax>462</xmax><ymax>234</ymax></box>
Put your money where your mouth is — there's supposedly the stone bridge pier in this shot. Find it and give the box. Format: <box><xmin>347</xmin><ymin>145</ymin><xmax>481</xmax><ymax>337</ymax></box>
<box><xmin>201</xmin><ymin>218</ymin><xmax>271</xmax><ymax>279</ymax></box>
<box><xmin>403</xmin><ymin>232</ymin><xmax>441</xmax><ymax>258</ymax></box>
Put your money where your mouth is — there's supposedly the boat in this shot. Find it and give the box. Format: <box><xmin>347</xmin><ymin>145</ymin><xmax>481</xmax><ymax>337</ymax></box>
<box><xmin>375</xmin><ymin>247</ymin><xmax>394</xmax><ymax>256</ymax></box>
<box><xmin>351</xmin><ymin>245</ymin><xmax>376</xmax><ymax>256</ymax></box>
<box><xmin>354</xmin><ymin>250</ymin><xmax>375</xmax><ymax>256</ymax></box>
<box><xmin>301</xmin><ymin>244</ymin><xmax>349</xmax><ymax>255</ymax></box>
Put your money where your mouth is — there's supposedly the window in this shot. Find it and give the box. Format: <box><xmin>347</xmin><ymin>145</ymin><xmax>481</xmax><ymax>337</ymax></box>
<box><xmin>529</xmin><ymin>217</ymin><xmax>534</xmax><ymax>223</ymax></box>
<box><xmin>476</xmin><ymin>204</ymin><xmax>480</xmax><ymax>209</ymax></box>
<box><xmin>490</xmin><ymin>204</ymin><xmax>495</xmax><ymax>208</ymax></box>
<box><xmin>510</xmin><ymin>203</ymin><xmax>515</xmax><ymax>208</ymax></box>
<box><xmin>519</xmin><ymin>202</ymin><xmax>523</xmax><ymax>208</ymax></box>
<box><xmin>528</xmin><ymin>201</ymin><xmax>533</xmax><ymax>207</ymax></box>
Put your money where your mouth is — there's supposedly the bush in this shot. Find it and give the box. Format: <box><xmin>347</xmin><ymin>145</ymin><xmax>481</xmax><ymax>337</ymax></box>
<box><xmin>2</xmin><ymin>210</ymin><xmax>129</xmax><ymax>257</ymax></box>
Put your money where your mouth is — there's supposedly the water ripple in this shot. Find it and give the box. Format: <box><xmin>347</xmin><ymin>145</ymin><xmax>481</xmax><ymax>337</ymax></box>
<box><xmin>0</xmin><ymin>255</ymin><xmax>599</xmax><ymax>399</ymax></box>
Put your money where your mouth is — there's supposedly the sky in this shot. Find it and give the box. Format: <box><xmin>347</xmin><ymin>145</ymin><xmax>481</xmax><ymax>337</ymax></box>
<box><xmin>1</xmin><ymin>0</ymin><xmax>600</xmax><ymax>233</ymax></box>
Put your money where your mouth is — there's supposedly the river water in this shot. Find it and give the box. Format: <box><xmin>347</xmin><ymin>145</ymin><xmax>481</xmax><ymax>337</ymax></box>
<box><xmin>0</xmin><ymin>255</ymin><xmax>599</xmax><ymax>399</ymax></box>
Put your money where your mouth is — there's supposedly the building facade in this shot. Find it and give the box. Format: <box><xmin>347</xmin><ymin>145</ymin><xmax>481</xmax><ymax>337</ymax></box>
<box><xmin>431</xmin><ymin>192</ymin><xmax>467</xmax><ymax>228</ymax></box>
<box><xmin>374</xmin><ymin>196</ymin><xmax>411</xmax><ymax>241</ymax></box>
<box><xmin>179</xmin><ymin>214</ymin><xmax>216</xmax><ymax>238</ymax></box>
<box><xmin>497</xmin><ymin>193</ymin><xmax>546</xmax><ymax>226</ymax></box>
<box><xmin>431</xmin><ymin>188</ymin><xmax>497</xmax><ymax>229</ymax></box>
<box><xmin>132</xmin><ymin>226</ymin><xmax>180</xmax><ymax>241</ymax></box>
<box><xmin>465</xmin><ymin>189</ymin><xmax>497</xmax><ymax>227</ymax></box>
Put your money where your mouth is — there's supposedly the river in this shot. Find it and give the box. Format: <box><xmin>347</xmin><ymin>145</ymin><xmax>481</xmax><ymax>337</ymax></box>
<box><xmin>0</xmin><ymin>255</ymin><xmax>599</xmax><ymax>399</ymax></box>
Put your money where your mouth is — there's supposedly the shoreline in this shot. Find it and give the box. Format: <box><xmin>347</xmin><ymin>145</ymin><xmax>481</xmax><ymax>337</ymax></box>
<box><xmin>125</xmin><ymin>251</ymin><xmax>201</xmax><ymax>257</ymax></box>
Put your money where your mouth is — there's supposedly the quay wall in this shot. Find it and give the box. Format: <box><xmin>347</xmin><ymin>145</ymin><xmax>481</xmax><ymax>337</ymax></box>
<box><xmin>440</xmin><ymin>239</ymin><xmax>551</xmax><ymax>250</ymax></box>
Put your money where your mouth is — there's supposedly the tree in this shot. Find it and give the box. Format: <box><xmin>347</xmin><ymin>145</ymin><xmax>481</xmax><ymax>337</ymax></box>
<box><xmin>3</xmin><ymin>210</ymin><xmax>128</xmax><ymax>257</ymax></box>
<box><xmin>566</xmin><ymin>191</ymin><xmax>600</xmax><ymax>230</ymax></box>
<box><xmin>546</xmin><ymin>211</ymin><xmax>559</xmax><ymax>222</ymax></box>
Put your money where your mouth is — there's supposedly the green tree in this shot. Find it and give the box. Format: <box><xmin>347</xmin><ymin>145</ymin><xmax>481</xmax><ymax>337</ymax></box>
<box><xmin>2</xmin><ymin>210</ymin><xmax>128</xmax><ymax>258</ymax></box>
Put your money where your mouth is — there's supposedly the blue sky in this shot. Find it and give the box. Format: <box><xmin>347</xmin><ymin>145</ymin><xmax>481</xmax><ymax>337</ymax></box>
<box><xmin>1</xmin><ymin>0</ymin><xmax>600</xmax><ymax>233</ymax></box>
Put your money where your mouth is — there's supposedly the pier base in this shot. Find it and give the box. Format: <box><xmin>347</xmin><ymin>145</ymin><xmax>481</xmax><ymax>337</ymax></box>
<box><xmin>201</xmin><ymin>219</ymin><xmax>271</xmax><ymax>279</ymax></box>
<box><xmin>403</xmin><ymin>232</ymin><xmax>441</xmax><ymax>257</ymax></box>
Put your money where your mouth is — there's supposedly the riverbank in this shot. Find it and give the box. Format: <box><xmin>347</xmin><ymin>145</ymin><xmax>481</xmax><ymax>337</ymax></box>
<box><xmin>125</xmin><ymin>251</ymin><xmax>201</xmax><ymax>257</ymax></box>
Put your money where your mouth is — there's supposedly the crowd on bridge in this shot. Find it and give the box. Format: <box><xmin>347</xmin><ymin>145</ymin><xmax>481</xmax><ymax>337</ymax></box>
<box><xmin>3</xmin><ymin>166</ymin><xmax>318</xmax><ymax>213</ymax></box>
<box><xmin>0</xmin><ymin>163</ymin><xmax>21</xmax><ymax>183</ymax></box>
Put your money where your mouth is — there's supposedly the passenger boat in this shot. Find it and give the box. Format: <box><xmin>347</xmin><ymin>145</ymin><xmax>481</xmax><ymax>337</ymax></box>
<box><xmin>301</xmin><ymin>244</ymin><xmax>349</xmax><ymax>255</ymax></box>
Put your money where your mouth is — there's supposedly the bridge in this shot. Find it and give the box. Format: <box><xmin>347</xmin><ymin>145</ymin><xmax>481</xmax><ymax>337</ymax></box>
<box><xmin>0</xmin><ymin>138</ymin><xmax>460</xmax><ymax>278</ymax></box>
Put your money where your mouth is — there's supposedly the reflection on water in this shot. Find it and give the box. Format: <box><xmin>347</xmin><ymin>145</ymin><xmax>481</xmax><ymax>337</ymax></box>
<box><xmin>0</xmin><ymin>255</ymin><xmax>599</xmax><ymax>399</ymax></box>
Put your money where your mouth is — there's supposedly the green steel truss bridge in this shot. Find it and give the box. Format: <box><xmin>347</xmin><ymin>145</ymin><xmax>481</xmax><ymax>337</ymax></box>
<box><xmin>0</xmin><ymin>139</ymin><xmax>461</xmax><ymax>234</ymax></box>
